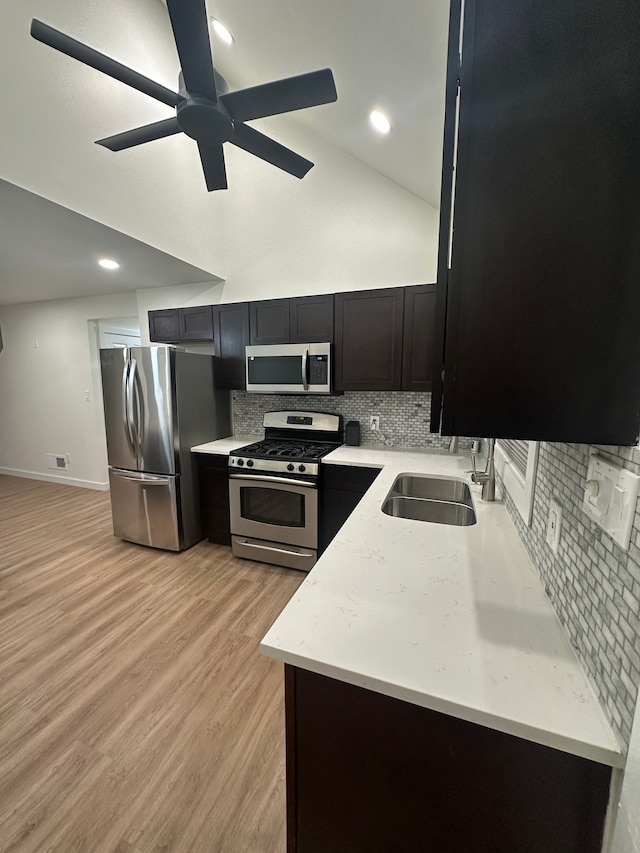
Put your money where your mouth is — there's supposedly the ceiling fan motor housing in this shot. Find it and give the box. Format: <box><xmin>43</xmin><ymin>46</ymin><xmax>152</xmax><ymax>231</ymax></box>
<box><xmin>176</xmin><ymin>96</ymin><xmax>234</xmax><ymax>144</ymax></box>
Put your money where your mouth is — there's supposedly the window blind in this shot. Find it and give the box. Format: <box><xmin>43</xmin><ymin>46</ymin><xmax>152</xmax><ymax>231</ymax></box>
<box><xmin>498</xmin><ymin>439</ymin><xmax>529</xmax><ymax>479</ymax></box>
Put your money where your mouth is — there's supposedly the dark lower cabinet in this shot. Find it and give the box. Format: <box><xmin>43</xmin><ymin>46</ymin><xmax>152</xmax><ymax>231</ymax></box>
<box><xmin>334</xmin><ymin>288</ymin><xmax>405</xmax><ymax>391</ymax></box>
<box><xmin>197</xmin><ymin>454</ymin><xmax>230</xmax><ymax>545</ymax></box>
<box><xmin>212</xmin><ymin>302</ymin><xmax>250</xmax><ymax>389</ymax></box>
<box><xmin>320</xmin><ymin>465</ymin><xmax>380</xmax><ymax>552</ymax></box>
<box><xmin>285</xmin><ymin>666</ymin><xmax>612</xmax><ymax>853</ymax></box>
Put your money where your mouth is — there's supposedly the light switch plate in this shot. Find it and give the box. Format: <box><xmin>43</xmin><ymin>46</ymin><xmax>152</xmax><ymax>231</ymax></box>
<box><xmin>583</xmin><ymin>455</ymin><xmax>640</xmax><ymax>550</ymax></box>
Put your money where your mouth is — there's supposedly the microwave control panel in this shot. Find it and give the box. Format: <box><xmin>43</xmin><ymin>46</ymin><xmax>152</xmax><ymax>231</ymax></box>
<box><xmin>309</xmin><ymin>355</ymin><xmax>329</xmax><ymax>385</ymax></box>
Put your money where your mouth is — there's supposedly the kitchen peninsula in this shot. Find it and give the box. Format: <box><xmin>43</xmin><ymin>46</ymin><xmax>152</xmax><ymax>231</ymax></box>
<box><xmin>193</xmin><ymin>435</ymin><xmax>623</xmax><ymax>851</ymax></box>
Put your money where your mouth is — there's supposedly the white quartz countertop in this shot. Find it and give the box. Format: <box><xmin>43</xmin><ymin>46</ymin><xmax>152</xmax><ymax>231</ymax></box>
<box><xmin>191</xmin><ymin>435</ymin><xmax>262</xmax><ymax>455</ymax></box>
<box><xmin>260</xmin><ymin>442</ymin><xmax>623</xmax><ymax>768</ymax></box>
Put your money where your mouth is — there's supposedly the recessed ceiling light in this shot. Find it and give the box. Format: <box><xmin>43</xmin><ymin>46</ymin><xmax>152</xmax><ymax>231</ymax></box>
<box><xmin>369</xmin><ymin>110</ymin><xmax>392</xmax><ymax>135</ymax></box>
<box><xmin>98</xmin><ymin>258</ymin><xmax>120</xmax><ymax>270</ymax></box>
<box><xmin>211</xmin><ymin>18</ymin><xmax>234</xmax><ymax>45</ymax></box>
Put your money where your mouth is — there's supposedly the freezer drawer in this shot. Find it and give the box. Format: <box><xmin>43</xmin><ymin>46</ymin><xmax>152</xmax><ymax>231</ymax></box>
<box><xmin>109</xmin><ymin>468</ymin><xmax>181</xmax><ymax>551</ymax></box>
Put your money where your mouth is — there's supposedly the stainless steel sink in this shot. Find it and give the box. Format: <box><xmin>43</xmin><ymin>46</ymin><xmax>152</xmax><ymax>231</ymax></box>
<box><xmin>381</xmin><ymin>474</ymin><xmax>476</xmax><ymax>526</ymax></box>
<box><xmin>390</xmin><ymin>475</ymin><xmax>473</xmax><ymax>504</ymax></box>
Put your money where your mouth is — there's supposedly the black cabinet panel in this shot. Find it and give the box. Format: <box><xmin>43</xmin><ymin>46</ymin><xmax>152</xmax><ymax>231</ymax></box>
<box><xmin>197</xmin><ymin>454</ymin><xmax>230</xmax><ymax>545</ymax></box>
<box><xmin>334</xmin><ymin>289</ymin><xmax>404</xmax><ymax>391</ymax></box>
<box><xmin>402</xmin><ymin>284</ymin><xmax>436</xmax><ymax>391</ymax></box>
<box><xmin>212</xmin><ymin>302</ymin><xmax>250</xmax><ymax>389</ymax></box>
<box><xmin>249</xmin><ymin>299</ymin><xmax>290</xmax><ymax>345</ymax></box>
<box><xmin>434</xmin><ymin>0</ymin><xmax>640</xmax><ymax>443</ymax></box>
<box><xmin>286</xmin><ymin>667</ymin><xmax>611</xmax><ymax>853</ymax></box>
<box><xmin>320</xmin><ymin>465</ymin><xmax>380</xmax><ymax>552</ymax></box>
<box><xmin>148</xmin><ymin>309</ymin><xmax>179</xmax><ymax>343</ymax></box>
<box><xmin>149</xmin><ymin>306</ymin><xmax>213</xmax><ymax>343</ymax></box>
<box><xmin>289</xmin><ymin>295</ymin><xmax>334</xmax><ymax>343</ymax></box>
<box><xmin>178</xmin><ymin>306</ymin><xmax>213</xmax><ymax>341</ymax></box>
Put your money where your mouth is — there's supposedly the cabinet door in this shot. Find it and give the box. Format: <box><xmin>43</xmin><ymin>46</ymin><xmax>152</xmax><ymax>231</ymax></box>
<box><xmin>197</xmin><ymin>455</ymin><xmax>230</xmax><ymax>545</ymax></box>
<box><xmin>289</xmin><ymin>294</ymin><xmax>334</xmax><ymax>343</ymax></box>
<box><xmin>402</xmin><ymin>284</ymin><xmax>436</xmax><ymax>391</ymax></box>
<box><xmin>178</xmin><ymin>306</ymin><xmax>213</xmax><ymax>341</ymax></box>
<box><xmin>212</xmin><ymin>303</ymin><xmax>250</xmax><ymax>389</ymax></box>
<box><xmin>286</xmin><ymin>666</ymin><xmax>611</xmax><ymax>853</ymax></box>
<box><xmin>148</xmin><ymin>309</ymin><xmax>179</xmax><ymax>343</ymax></box>
<box><xmin>434</xmin><ymin>0</ymin><xmax>640</xmax><ymax>444</ymax></box>
<box><xmin>249</xmin><ymin>298</ymin><xmax>290</xmax><ymax>345</ymax></box>
<box><xmin>334</xmin><ymin>289</ymin><xmax>404</xmax><ymax>391</ymax></box>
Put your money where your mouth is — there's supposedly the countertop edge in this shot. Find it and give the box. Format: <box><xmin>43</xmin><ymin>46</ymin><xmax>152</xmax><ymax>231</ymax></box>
<box><xmin>259</xmin><ymin>643</ymin><xmax>624</xmax><ymax>769</ymax></box>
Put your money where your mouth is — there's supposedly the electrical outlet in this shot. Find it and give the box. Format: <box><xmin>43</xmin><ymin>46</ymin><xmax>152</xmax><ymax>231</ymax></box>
<box><xmin>369</xmin><ymin>416</ymin><xmax>380</xmax><ymax>431</ymax></box>
<box><xmin>546</xmin><ymin>498</ymin><xmax>562</xmax><ymax>554</ymax></box>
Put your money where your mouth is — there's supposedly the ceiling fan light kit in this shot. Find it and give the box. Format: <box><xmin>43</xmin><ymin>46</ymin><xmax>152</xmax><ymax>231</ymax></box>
<box><xmin>30</xmin><ymin>0</ymin><xmax>337</xmax><ymax>191</ymax></box>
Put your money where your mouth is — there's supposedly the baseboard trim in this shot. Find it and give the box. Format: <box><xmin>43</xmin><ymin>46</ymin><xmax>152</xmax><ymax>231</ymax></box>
<box><xmin>0</xmin><ymin>467</ymin><xmax>109</xmax><ymax>491</ymax></box>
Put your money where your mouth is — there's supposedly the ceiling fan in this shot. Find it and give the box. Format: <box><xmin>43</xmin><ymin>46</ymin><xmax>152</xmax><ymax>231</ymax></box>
<box><xmin>30</xmin><ymin>1</ymin><xmax>337</xmax><ymax>191</ymax></box>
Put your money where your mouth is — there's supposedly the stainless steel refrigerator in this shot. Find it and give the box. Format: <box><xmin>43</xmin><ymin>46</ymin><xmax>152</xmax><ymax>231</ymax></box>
<box><xmin>100</xmin><ymin>346</ymin><xmax>231</xmax><ymax>551</ymax></box>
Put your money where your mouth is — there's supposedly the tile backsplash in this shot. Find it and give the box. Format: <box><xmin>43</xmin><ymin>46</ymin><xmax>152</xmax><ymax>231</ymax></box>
<box><xmin>500</xmin><ymin>442</ymin><xmax>640</xmax><ymax>750</ymax></box>
<box><xmin>232</xmin><ymin>390</ymin><xmax>475</xmax><ymax>450</ymax></box>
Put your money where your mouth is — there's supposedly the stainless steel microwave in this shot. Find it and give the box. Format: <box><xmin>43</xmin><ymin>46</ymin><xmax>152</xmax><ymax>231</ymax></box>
<box><xmin>245</xmin><ymin>343</ymin><xmax>332</xmax><ymax>394</ymax></box>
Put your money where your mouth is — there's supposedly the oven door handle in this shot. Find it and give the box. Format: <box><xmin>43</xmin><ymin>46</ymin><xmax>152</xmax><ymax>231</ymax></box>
<box><xmin>230</xmin><ymin>473</ymin><xmax>317</xmax><ymax>489</ymax></box>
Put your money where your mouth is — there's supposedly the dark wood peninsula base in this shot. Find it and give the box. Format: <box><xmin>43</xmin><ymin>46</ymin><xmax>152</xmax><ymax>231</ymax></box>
<box><xmin>285</xmin><ymin>666</ymin><xmax>612</xmax><ymax>853</ymax></box>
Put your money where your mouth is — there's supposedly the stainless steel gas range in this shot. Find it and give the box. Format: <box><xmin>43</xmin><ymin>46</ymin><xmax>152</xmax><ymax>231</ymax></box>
<box><xmin>229</xmin><ymin>411</ymin><xmax>342</xmax><ymax>571</ymax></box>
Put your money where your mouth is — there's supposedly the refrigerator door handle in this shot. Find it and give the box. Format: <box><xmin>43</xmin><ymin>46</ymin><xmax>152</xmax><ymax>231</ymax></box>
<box><xmin>121</xmin><ymin>359</ymin><xmax>137</xmax><ymax>458</ymax></box>
<box><xmin>114</xmin><ymin>472</ymin><xmax>168</xmax><ymax>484</ymax></box>
<box><xmin>128</xmin><ymin>357</ymin><xmax>142</xmax><ymax>457</ymax></box>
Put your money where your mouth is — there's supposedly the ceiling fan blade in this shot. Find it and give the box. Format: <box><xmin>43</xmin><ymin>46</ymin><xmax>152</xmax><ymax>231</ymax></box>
<box><xmin>231</xmin><ymin>124</ymin><xmax>313</xmax><ymax>179</ymax></box>
<box><xmin>165</xmin><ymin>0</ymin><xmax>217</xmax><ymax>101</ymax></box>
<box><xmin>96</xmin><ymin>118</ymin><xmax>181</xmax><ymax>152</ymax></box>
<box><xmin>198</xmin><ymin>142</ymin><xmax>228</xmax><ymax>191</ymax></box>
<box><xmin>221</xmin><ymin>69</ymin><xmax>337</xmax><ymax>123</ymax></box>
<box><xmin>30</xmin><ymin>19</ymin><xmax>179</xmax><ymax>108</ymax></box>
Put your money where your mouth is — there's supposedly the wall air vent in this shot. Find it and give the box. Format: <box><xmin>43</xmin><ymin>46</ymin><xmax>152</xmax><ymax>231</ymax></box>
<box><xmin>46</xmin><ymin>453</ymin><xmax>70</xmax><ymax>470</ymax></box>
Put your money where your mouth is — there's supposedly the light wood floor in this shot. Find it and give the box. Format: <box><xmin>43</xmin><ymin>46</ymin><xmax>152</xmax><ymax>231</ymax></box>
<box><xmin>0</xmin><ymin>475</ymin><xmax>304</xmax><ymax>853</ymax></box>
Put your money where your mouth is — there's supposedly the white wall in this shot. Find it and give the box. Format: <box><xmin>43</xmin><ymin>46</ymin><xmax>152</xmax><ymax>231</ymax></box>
<box><xmin>0</xmin><ymin>292</ymin><xmax>138</xmax><ymax>488</ymax></box>
<box><xmin>0</xmin><ymin>0</ymin><xmax>225</xmax><ymax>277</ymax></box>
<box><xmin>613</xmin><ymin>700</ymin><xmax>640</xmax><ymax>852</ymax></box>
<box><xmin>221</xmin><ymin>118</ymin><xmax>439</xmax><ymax>302</ymax></box>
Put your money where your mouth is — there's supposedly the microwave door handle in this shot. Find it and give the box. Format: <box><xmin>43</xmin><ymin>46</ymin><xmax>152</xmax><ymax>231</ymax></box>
<box><xmin>301</xmin><ymin>348</ymin><xmax>309</xmax><ymax>390</ymax></box>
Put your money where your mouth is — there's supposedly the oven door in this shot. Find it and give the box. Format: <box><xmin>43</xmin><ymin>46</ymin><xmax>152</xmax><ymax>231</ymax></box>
<box><xmin>229</xmin><ymin>473</ymin><xmax>318</xmax><ymax>549</ymax></box>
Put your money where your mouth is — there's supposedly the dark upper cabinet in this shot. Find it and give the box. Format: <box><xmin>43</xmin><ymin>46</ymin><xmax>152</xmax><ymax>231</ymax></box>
<box><xmin>212</xmin><ymin>302</ymin><xmax>250</xmax><ymax>389</ymax></box>
<box><xmin>148</xmin><ymin>306</ymin><xmax>213</xmax><ymax>343</ymax></box>
<box><xmin>148</xmin><ymin>309</ymin><xmax>180</xmax><ymax>343</ymax></box>
<box><xmin>431</xmin><ymin>0</ymin><xmax>640</xmax><ymax>444</ymax></box>
<box><xmin>334</xmin><ymin>288</ymin><xmax>405</xmax><ymax>391</ymax></box>
<box><xmin>249</xmin><ymin>298</ymin><xmax>290</xmax><ymax>345</ymax></box>
<box><xmin>289</xmin><ymin>294</ymin><xmax>334</xmax><ymax>343</ymax></box>
<box><xmin>402</xmin><ymin>284</ymin><xmax>436</xmax><ymax>392</ymax></box>
<box><xmin>178</xmin><ymin>306</ymin><xmax>213</xmax><ymax>341</ymax></box>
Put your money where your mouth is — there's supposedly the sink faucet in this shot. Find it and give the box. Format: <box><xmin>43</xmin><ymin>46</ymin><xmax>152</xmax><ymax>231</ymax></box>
<box><xmin>471</xmin><ymin>438</ymin><xmax>496</xmax><ymax>501</ymax></box>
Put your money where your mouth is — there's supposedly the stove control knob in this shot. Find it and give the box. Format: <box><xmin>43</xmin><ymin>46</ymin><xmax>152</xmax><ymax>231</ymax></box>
<box><xmin>246</xmin><ymin>459</ymin><xmax>254</xmax><ymax>467</ymax></box>
<box><xmin>237</xmin><ymin>458</ymin><xmax>244</xmax><ymax>467</ymax></box>
<box><xmin>287</xmin><ymin>463</ymin><xmax>295</xmax><ymax>471</ymax></box>
<box><xmin>299</xmin><ymin>464</ymin><xmax>306</xmax><ymax>472</ymax></box>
